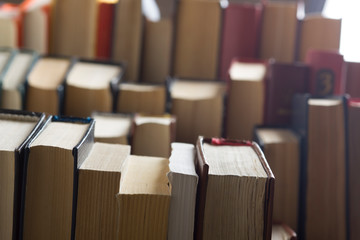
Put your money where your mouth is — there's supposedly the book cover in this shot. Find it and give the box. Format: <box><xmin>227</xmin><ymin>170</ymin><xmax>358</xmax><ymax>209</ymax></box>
<box><xmin>345</xmin><ymin>61</ymin><xmax>360</xmax><ymax>98</ymax></box>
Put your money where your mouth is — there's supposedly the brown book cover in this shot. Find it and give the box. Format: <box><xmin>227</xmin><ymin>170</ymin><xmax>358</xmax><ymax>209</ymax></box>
<box><xmin>194</xmin><ymin>136</ymin><xmax>274</xmax><ymax>240</ymax></box>
<box><xmin>346</xmin><ymin>61</ymin><xmax>360</xmax><ymax>98</ymax></box>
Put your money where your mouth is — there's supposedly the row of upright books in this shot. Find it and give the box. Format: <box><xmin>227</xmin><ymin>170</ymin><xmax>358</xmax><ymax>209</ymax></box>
<box><xmin>0</xmin><ymin>108</ymin><xmax>278</xmax><ymax>240</ymax></box>
<box><xmin>0</xmin><ymin>0</ymin><xmax>343</xmax><ymax>83</ymax></box>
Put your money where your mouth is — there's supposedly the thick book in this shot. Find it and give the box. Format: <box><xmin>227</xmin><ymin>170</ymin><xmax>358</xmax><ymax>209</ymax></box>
<box><xmin>25</xmin><ymin>55</ymin><xmax>74</xmax><ymax>115</ymax></box>
<box><xmin>64</xmin><ymin>59</ymin><xmax>125</xmax><ymax>117</ymax></box>
<box><xmin>194</xmin><ymin>137</ymin><xmax>274</xmax><ymax>240</ymax></box>
<box><xmin>226</xmin><ymin>59</ymin><xmax>267</xmax><ymax>140</ymax></box>
<box><xmin>92</xmin><ymin>112</ymin><xmax>132</xmax><ymax>145</ymax></box>
<box><xmin>131</xmin><ymin>114</ymin><xmax>175</xmax><ymax>158</ymax></box>
<box><xmin>305</xmin><ymin>49</ymin><xmax>345</xmax><ymax>96</ymax></box>
<box><xmin>117</xmin><ymin>155</ymin><xmax>171</xmax><ymax>239</ymax></box>
<box><xmin>112</xmin><ymin>0</ymin><xmax>143</xmax><ymax>82</ymax></box>
<box><xmin>0</xmin><ymin>109</ymin><xmax>45</xmax><ymax>240</ymax></box>
<box><xmin>169</xmin><ymin>77</ymin><xmax>226</xmax><ymax>144</ymax></box>
<box><xmin>173</xmin><ymin>0</ymin><xmax>222</xmax><ymax>80</ymax></box>
<box><xmin>167</xmin><ymin>143</ymin><xmax>198</xmax><ymax>240</ymax></box>
<box><xmin>298</xmin><ymin>14</ymin><xmax>341</xmax><ymax>62</ymax></box>
<box><xmin>292</xmin><ymin>94</ymin><xmax>347</xmax><ymax>240</ymax></box>
<box><xmin>75</xmin><ymin>142</ymin><xmax>130</xmax><ymax>240</ymax></box>
<box><xmin>264</xmin><ymin>60</ymin><xmax>309</xmax><ymax>126</ymax></box>
<box><xmin>116</xmin><ymin>82</ymin><xmax>166</xmax><ymax>115</ymax></box>
<box><xmin>20</xmin><ymin>116</ymin><xmax>95</xmax><ymax>240</ymax></box>
<box><xmin>0</xmin><ymin>49</ymin><xmax>37</xmax><ymax>110</ymax></box>
<box><xmin>345</xmin><ymin>61</ymin><xmax>360</xmax><ymax>98</ymax></box>
<box><xmin>259</xmin><ymin>1</ymin><xmax>298</xmax><ymax>63</ymax></box>
<box><xmin>219</xmin><ymin>2</ymin><xmax>262</xmax><ymax>81</ymax></box>
<box><xmin>254</xmin><ymin>127</ymin><xmax>300</xmax><ymax>232</ymax></box>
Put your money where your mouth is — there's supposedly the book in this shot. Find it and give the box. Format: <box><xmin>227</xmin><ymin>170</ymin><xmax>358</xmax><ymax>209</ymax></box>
<box><xmin>305</xmin><ymin>49</ymin><xmax>345</xmax><ymax>96</ymax></box>
<box><xmin>194</xmin><ymin>137</ymin><xmax>274</xmax><ymax>240</ymax></box>
<box><xmin>51</xmin><ymin>0</ymin><xmax>98</xmax><ymax>58</ymax></box>
<box><xmin>264</xmin><ymin>60</ymin><xmax>309</xmax><ymax>126</ymax></box>
<box><xmin>0</xmin><ymin>4</ymin><xmax>20</xmax><ymax>48</ymax></box>
<box><xmin>117</xmin><ymin>155</ymin><xmax>171</xmax><ymax>239</ymax></box>
<box><xmin>226</xmin><ymin>59</ymin><xmax>266</xmax><ymax>140</ymax></box>
<box><xmin>0</xmin><ymin>49</ymin><xmax>37</xmax><ymax>110</ymax></box>
<box><xmin>75</xmin><ymin>142</ymin><xmax>131</xmax><ymax>240</ymax></box>
<box><xmin>112</xmin><ymin>0</ymin><xmax>143</xmax><ymax>82</ymax></box>
<box><xmin>0</xmin><ymin>47</ymin><xmax>15</xmax><ymax>74</ymax></box>
<box><xmin>348</xmin><ymin>99</ymin><xmax>360</xmax><ymax>240</ymax></box>
<box><xmin>272</xmin><ymin>223</ymin><xmax>297</xmax><ymax>240</ymax></box>
<box><xmin>259</xmin><ymin>1</ymin><xmax>298</xmax><ymax>63</ymax></box>
<box><xmin>116</xmin><ymin>82</ymin><xmax>166</xmax><ymax>115</ymax></box>
<box><xmin>298</xmin><ymin>14</ymin><xmax>341</xmax><ymax>62</ymax></box>
<box><xmin>21</xmin><ymin>116</ymin><xmax>95</xmax><ymax>240</ymax></box>
<box><xmin>170</xmin><ymin>78</ymin><xmax>226</xmax><ymax>143</ymax></box>
<box><xmin>173</xmin><ymin>0</ymin><xmax>222</xmax><ymax>80</ymax></box>
<box><xmin>141</xmin><ymin>0</ymin><xmax>176</xmax><ymax>83</ymax></box>
<box><xmin>219</xmin><ymin>2</ymin><xmax>262</xmax><ymax>81</ymax></box>
<box><xmin>64</xmin><ymin>59</ymin><xmax>124</xmax><ymax>118</ymax></box>
<box><xmin>345</xmin><ymin>61</ymin><xmax>360</xmax><ymax>98</ymax></box>
<box><xmin>167</xmin><ymin>142</ymin><xmax>198</xmax><ymax>240</ymax></box>
<box><xmin>92</xmin><ymin>112</ymin><xmax>132</xmax><ymax>145</ymax></box>
<box><xmin>0</xmin><ymin>109</ymin><xmax>44</xmax><ymax>240</ymax></box>
<box><xmin>25</xmin><ymin>55</ymin><xmax>73</xmax><ymax>115</ymax></box>
<box><xmin>131</xmin><ymin>114</ymin><xmax>175</xmax><ymax>158</ymax></box>
<box><xmin>254</xmin><ymin>127</ymin><xmax>300</xmax><ymax>231</ymax></box>
<box><xmin>22</xmin><ymin>0</ymin><xmax>51</xmax><ymax>54</ymax></box>
<box><xmin>292</xmin><ymin>95</ymin><xmax>347</xmax><ymax>240</ymax></box>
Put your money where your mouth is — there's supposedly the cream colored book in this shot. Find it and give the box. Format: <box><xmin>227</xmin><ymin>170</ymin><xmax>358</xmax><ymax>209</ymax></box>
<box><xmin>75</xmin><ymin>142</ymin><xmax>130</xmax><ymax>240</ymax></box>
<box><xmin>226</xmin><ymin>60</ymin><xmax>266</xmax><ymax>140</ymax></box>
<box><xmin>0</xmin><ymin>9</ymin><xmax>18</xmax><ymax>48</ymax></box>
<box><xmin>170</xmin><ymin>79</ymin><xmax>226</xmax><ymax>143</ymax></box>
<box><xmin>65</xmin><ymin>61</ymin><xmax>123</xmax><ymax>117</ymax></box>
<box><xmin>117</xmin><ymin>155</ymin><xmax>171</xmax><ymax>240</ymax></box>
<box><xmin>26</xmin><ymin>57</ymin><xmax>71</xmax><ymax>115</ymax></box>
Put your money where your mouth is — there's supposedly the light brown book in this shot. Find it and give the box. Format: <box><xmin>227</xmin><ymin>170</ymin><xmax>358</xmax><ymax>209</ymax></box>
<box><xmin>259</xmin><ymin>1</ymin><xmax>297</xmax><ymax>62</ymax></box>
<box><xmin>75</xmin><ymin>142</ymin><xmax>130</xmax><ymax>240</ymax></box>
<box><xmin>26</xmin><ymin>56</ymin><xmax>71</xmax><ymax>115</ymax></box>
<box><xmin>305</xmin><ymin>98</ymin><xmax>346</xmax><ymax>239</ymax></box>
<box><xmin>22</xmin><ymin>117</ymin><xmax>94</xmax><ymax>240</ymax></box>
<box><xmin>65</xmin><ymin>60</ymin><xmax>123</xmax><ymax>118</ymax></box>
<box><xmin>255</xmin><ymin>128</ymin><xmax>300</xmax><ymax>232</ymax></box>
<box><xmin>132</xmin><ymin>114</ymin><xmax>175</xmax><ymax>158</ymax></box>
<box><xmin>117</xmin><ymin>155</ymin><xmax>171</xmax><ymax>239</ymax></box>
<box><xmin>167</xmin><ymin>142</ymin><xmax>198</xmax><ymax>240</ymax></box>
<box><xmin>170</xmin><ymin>79</ymin><xmax>226</xmax><ymax>143</ymax></box>
<box><xmin>226</xmin><ymin>60</ymin><xmax>266</xmax><ymax>140</ymax></box>
<box><xmin>51</xmin><ymin>0</ymin><xmax>97</xmax><ymax>58</ymax></box>
<box><xmin>112</xmin><ymin>0</ymin><xmax>143</xmax><ymax>82</ymax></box>
<box><xmin>0</xmin><ymin>9</ymin><xmax>18</xmax><ymax>48</ymax></box>
<box><xmin>0</xmin><ymin>110</ymin><xmax>44</xmax><ymax>240</ymax></box>
<box><xmin>173</xmin><ymin>0</ymin><xmax>221</xmax><ymax>80</ymax></box>
<box><xmin>117</xmin><ymin>82</ymin><xmax>166</xmax><ymax>115</ymax></box>
<box><xmin>298</xmin><ymin>15</ymin><xmax>341</xmax><ymax>62</ymax></box>
<box><xmin>1</xmin><ymin>50</ymin><xmax>37</xmax><ymax>110</ymax></box>
<box><xmin>92</xmin><ymin>112</ymin><xmax>132</xmax><ymax>145</ymax></box>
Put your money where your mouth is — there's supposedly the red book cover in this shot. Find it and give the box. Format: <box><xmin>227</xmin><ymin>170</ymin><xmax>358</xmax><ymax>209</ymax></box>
<box><xmin>346</xmin><ymin>61</ymin><xmax>360</xmax><ymax>98</ymax></box>
<box><xmin>305</xmin><ymin>49</ymin><xmax>345</xmax><ymax>96</ymax></box>
<box><xmin>96</xmin><ymin>2</ymin><xmax>116</xmax><ymax>59</ymax></box>
<box><xmin>219</xmin><ymin>2</ymin><xmax>262</xmax><ymax>82</ymax></box>
<box><xmin>264</xmin><ymin>60</ymin><xmax>310</xmax><ymax>126</ymax></box>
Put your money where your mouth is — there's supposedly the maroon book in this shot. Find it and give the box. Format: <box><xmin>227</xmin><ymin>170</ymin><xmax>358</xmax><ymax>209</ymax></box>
<box><xmin>305</xmin><ymin>49</ymin><xmax>346</xmax><ymax>96</ymax></box>
<box><xmin>264</xmin><ymin>60</ymin><xmax>310</xmax><ymax>126</ymax></box>
<box><xmin>96</xmin><ymin>2</ymin><xmax>116</xmax><ymax>59</ymax></box>
<box><xmin>219</xmin><ymin>2</ymin><xmax>262</xmax><ymax>82</ymax></box>
<box><xmin>346</xmin><ymin>61</ymin><xmax>360</xmax><ymax>98</ymax></box>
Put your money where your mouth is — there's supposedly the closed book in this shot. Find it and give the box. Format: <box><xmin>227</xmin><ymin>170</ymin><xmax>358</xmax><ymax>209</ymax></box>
<box><xmin>194</xmin><ymin>137</ymin><xmax>274</xmax><ymax>240</ymax></box>
<box><xmin>0</xmin><ymin>5</ymin><xmax>20</xmax><ymax>48</ymax></box>
<box><xmin>345</xmin><ymin>61</ymin><xmax>360</xmax><ymax>98</ymax></box>
<box><xmin>219</xmin><ymin>2</ymin><xmax>262</xmax><ymax>81</ymax></box>
<box><xmin>75</xmin><ymin>142</ymin><xmax>130</xmax><ymax>240</ymax></box>
<box><xmin>264</xmin><ymin>60</ymin><xmax>309</xmax><ymax>126</ymax></box>
<box><xmin>170</xmin><ymin>78</ymin><xmax>226</xmax><ymax>143</ymax></box>
<box><xmin>305</xmin><ymin>49</ymin><xmax>345</xmax><ymax>96</ymax></box>
<box><xmin>173</xmin><ymin>0</ymin><xmax>222</xmax><ymax>80</ymax></box>
<box><xmin>259</xmin><ymin>1</ymin><xmax>298</xmax><ymax>63</ymax></box>
<box><xmin>298</xmin><ymin>14</ymin><xmax>341</xmax><ymax>62</ymax></box>
<box><xmin>65</xmin><ymin>59</ymin><xmax>125</xmax><ymax>117</ymax></box>
<box><xmin>21</xmin><ymin>116</ymin><xmax>95</xmax><ymax>240</ymax></box>
<box><xmin>0</xmin><ymin>47</ymin><xmax>15</xmax><ymax>74</ymax></box>
<box><xmin>0</xmin><ymin>109</ymin><xmax>45</xmax><ymax>240</ymax></box>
